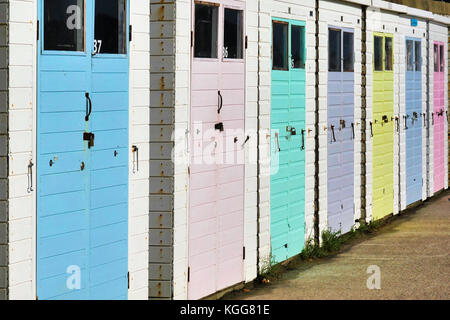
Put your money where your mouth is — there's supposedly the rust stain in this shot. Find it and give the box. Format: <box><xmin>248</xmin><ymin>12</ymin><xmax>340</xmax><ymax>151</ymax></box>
<box><xmin>157</xmin><ymin>5</ymin><xmax>165</xmax><ymax>21</ymax></box>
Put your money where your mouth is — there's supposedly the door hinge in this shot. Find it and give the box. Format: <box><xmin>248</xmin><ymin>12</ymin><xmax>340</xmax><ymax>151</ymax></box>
<box><xmin>37</xmin><ymin>20</ymin><xmax>39</xmax><ymax>41</ymax></box>
<box><xmin>187</xmin><ymin>267</ymin><xmax>190</xmax><ymax>282</ymax></box>
<box><xmin>129</xmin><ymin>25</ymin><xmax>132</xmax><ymax>42</ymax></box>
<box><xmin>243</xmin><ymin>246</ymin><xmax>246</xmax><ymax>260</ymax></box>
<box><xmin>245</xmin><ymin>35</ymin><xmax>248</xmax><ymax>49</ymax></box>
<box><xmin>127</xmin><ymin>271</ymin><xmax>130</xmax><ymax>289</ymax></box>
<box><xmin>191</xmin><ymin>31</ymin><xmax>194</xmax><ymax>47</ymax></box>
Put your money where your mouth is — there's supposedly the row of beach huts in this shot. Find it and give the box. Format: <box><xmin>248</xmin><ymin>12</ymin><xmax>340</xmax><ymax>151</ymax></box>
<box><xmin>0</xmin><ymin>0</ymin><xmax>448</xmax><ymax>300</ymax></box>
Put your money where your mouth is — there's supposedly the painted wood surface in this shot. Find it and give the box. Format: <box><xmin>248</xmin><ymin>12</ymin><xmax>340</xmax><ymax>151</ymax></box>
<box><xmin>37</xmin><ymin>0</ymin><xmax>129</xmax><ymax>300</ymax></box>
<box><xmin>433</xmin><ymin>41</ymin><xmax>445</xmax><ymax>193</ymax></box>
<box><xmin>405</xmin><ymin>38</ymin><xmax>422</xmax><ymax>205</ymax></box>
<box><xmin>327</xmin><ymin>27</ymin><xmax>355</xmax><ymax>234</ymax></box>
<box><xmin>270</xmin><ymin>18</ymin><xmax>306</xmax><ymax>263</ymax></box>
<box><xmin>188</xmin><ymin>0</ymin><xmax>245</xmax><ymax>300</ymax></box>
<box><xmin>372</xmin><ymin>33</ymin><xmax>394</xmax><ymax>220</ymax></box>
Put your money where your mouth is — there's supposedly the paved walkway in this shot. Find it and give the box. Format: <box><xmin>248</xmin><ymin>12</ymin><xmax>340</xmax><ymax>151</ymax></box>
<box><xmin>227</xmin><ymin>191</ymin><xmax>450</xmax><ymax>300</ymax></box>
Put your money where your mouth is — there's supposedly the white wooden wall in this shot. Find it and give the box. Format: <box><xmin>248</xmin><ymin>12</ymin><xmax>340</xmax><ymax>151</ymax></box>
<box><xmin>128</xmin><ymin>0</ymin><xmax>151</xmax><ymax>300</ymax></box>
<box><xmin>7</xmin><ymin>0</ymin><xmax>36</xmax><ymax>299</ymax></box>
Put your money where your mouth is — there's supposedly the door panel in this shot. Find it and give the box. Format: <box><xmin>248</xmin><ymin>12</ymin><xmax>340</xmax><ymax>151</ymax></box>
<box><xmin>37</xmin><ymin>0</ymin><xmax>129</xmax><ymax>300</ymax></box>
<box><xmin>405</xmin><ymin>38</ymin><xmax>422</xmax><ymax>205</ymax></box>
<box><xmin>434</xmin><ymin>42</ymin><xmax>445</xmax><ymax>193</ymax></box>
<box><xmin>372</xmin><ymin>34</ymin><xmax>394</xmax><ymax>220</ymax></box>
<box><xmin>270</xmin><ymin>19</ymin><xmax>306</xmax><ymax>263</ymax></box>
<box><xmin>189</xmin><ymin>0</ymin><xmax>245</xmax><ymax>300</ymax></box>
<box><xmin>327</xmin><ymin>28</ymin><xmax>354</xmax><ymax>234</ymax></box>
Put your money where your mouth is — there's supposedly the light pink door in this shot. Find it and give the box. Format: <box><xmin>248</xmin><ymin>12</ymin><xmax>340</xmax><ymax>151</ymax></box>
<box><xmin>433</xmin><ymin>42</ymin><xmax>445</xmax><ymax>193</ymax></box>
<box><xmin>189</xmin><ymin>0</ymin><xmax>245</xmax><ymax>300</ymax></box>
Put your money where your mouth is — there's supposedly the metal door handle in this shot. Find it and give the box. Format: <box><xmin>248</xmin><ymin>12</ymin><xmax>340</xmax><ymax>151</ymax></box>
<box><xmin>370</xmin><ymin>121</ymin><xmax>373</xmax><ymax>137</ymax></box>
<box><xmin>241</xmin><ymin>135</ymin><xmax>250</xmax><ymax>148</ymax></box>
<box><xmin>217</xmin><ymin>90</ymin><xmax>223</xmax><ymax>114</ymax></box>
<box><xmin>351</xmin><ymin>123</ymin><xmax>355</xmax><ymax>140</ymax></box>
<box><xmin>132</xmin><ymin>145</ymin><xmax>139</xmax><ymax>173</ymax></box>
<box><xmin>275</xmin><ymin>132</ymin><xmax>280</xmax><ymax>152</ymax></box>
<box><xmin>27</xmin><ymin>160</ymin><xmax>34</xmax><ymax>193</ymax></box>
<box><xmin>301</xmin><ymin>129</ymin><xmax>305</xmax><ymax>150</ymax></box>
<box><xmin>331</xmin><ymin>125</ymin><xmax>336</xmax><ymax>142</ymax></box>
<box><xmin>431</xmin><ymin>112</ymin><xmax>434</xmax><ymax>125</ymax></box>
<box><xmin>85</xmin><ymin>93</ymin><xmax>93</xmax><ymax>121</ymax></box>
<box><xmin>404</xmin><ymin>115</ymin><xmax>408</xmax><ymax>130</ymax></box>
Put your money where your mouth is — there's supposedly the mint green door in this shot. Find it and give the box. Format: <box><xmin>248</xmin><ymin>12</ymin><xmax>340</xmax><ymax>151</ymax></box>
<box><xmin>270</xmin><ymin>18</ymin><xmax>306</xmax><ymax>263</ymax></box>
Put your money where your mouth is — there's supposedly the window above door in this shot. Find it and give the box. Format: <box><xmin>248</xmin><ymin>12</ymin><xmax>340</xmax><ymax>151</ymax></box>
<box><xmin>94</xmin><ymin>0</ymin><xmax>127</xmax><ymax>55</ymax></box>
<box><xmin>43</xmin><ymin>0</ymin><xmax>85</xmax><ymax>52</ymax></box>
<box><xmin>343</xmin><ymin>32</ymin><xmax>354</xmax><ymax>72</ymax></box>
<box><xmin>272</xmin><ymin>21</ymin><xmax>288</xmax><ymax>70</ymax></box>
<box><xmin>223</xmin><ymin>8</ymin><xmax>243</xmax><ymax>60</ymax></box>
<box><xmin>328</xmin><ymin>29</ymin><xmax>341</xmax><ymax>72</ymax></box>
<box><xmin>194</xmin><ymin>3</ymin><xmax>219</xmax><ymax>58</ymax></box>
<box><xmin>291</xmin><ymin>25</ymin><xmax>305</xmax><ymax>69</ymax></box>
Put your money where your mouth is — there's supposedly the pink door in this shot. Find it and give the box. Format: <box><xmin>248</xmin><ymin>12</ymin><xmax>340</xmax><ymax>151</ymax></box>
<box><xmin>189</xmin><ymin>0</ymin><xmax>246</xmax><ymax>300</ymax></box>
<box><xmin>433</xmin><ymin>42</ymin><xmax>445</xmax><ymax>193</ymax></box>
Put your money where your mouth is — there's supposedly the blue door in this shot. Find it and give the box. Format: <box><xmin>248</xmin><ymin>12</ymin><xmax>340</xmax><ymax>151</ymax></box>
<box><xmin>405</xmin><ymin>38</ymin><xmax>422</xmax><ymax>205</ymax></box>
<box><xmin>37</xmin><ymin>0</ymin><xmax>129</xmax><ymax>300</ymax></box>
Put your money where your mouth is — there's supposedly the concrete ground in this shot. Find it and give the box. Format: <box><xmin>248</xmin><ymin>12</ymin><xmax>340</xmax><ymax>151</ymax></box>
<box><xmin>226</xmin><ymin>191</ymin><xmax>450</xmax><ymax>300</ymax></box>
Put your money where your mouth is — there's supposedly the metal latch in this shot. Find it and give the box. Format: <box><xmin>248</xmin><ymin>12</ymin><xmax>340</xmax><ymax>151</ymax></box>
<box><xmin>215</xmin><ymin>122</ymin><xmax>224</xmax><ymax>132</ymax></box>
<box><xmin>286</xmin><ymin>126</ymin><xmax>296</xmax><ymax>135</ymax></box>
<box><xmin>83</xmin><ymin>132</ymin><xmax>95</xmax><ymax>148</ymax></box>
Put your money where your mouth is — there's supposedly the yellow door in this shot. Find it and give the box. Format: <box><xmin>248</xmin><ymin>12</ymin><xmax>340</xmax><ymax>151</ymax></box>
<box><xmin>372</xmin><ymin>33</ymin><xmax>394</xmax><ymax>220</ymax></box>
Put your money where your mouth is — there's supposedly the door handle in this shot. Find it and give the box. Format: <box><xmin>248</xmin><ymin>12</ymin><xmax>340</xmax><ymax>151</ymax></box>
<box><xmin>301</xmin><ymin>129</ymin><xmax>305</xmax><ymax>150</ymax></box>
<box><xmin>217</xmin><ymin>90</ymin><xmax>223</xmax><ymax>114</ymax></box>
<box><xmin>275</xmin><ymin>132</ymin><xmax>281</xmax><ymax>152</ymax></box>
<box><xmin>27</xmin><ymin>160</ymin><xmax>34</xmax><ymax>193</ymax></box>
<box><xmin>422</xmin><ymin>113</ymin><xmax>426</xmax><ymax>127</ymax></box>
<box><xmin>431</xmin><ymin>112</ymin><xmax>434</xmax><ymax>125</ymax></box>
<box><xmin>85</xmin><ymin>93</ymin><xmax>93</xmax><ymax>121</ymax></box>
<box><xmin>351</xmin><ymin>122</ymin><xmax>355</xmax><ymax>140</ymax></box>
<box><xmin>395</xmin><ymin>116</ymin><xmax>400</xmax><ymax>133</ymax></box>
<box><xmin>370</xmin><ymin>121</ymin><xmax>373</xmax><ymax>137</ymax></box>
<box><xmin>330</xmin><ymin>125</ymin><xmax>336</xmax><ymax>142</ymax></box>
<box><xmin>404</xmin><ymin>115</ymin><xmax>408</xmax><ymax>130</ymax></box>
<box><xmin>132</xmin><ymin>145</ymin><xmax>139</xmax><ymax>173</ymax></box>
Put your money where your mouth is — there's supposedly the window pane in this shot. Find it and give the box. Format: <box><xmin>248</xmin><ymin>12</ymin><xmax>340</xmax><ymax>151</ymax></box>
<box><xmin>291</xmin><ymin>25</ymin><xmax>305</xmax><ymax>69</ymax></box>
<box><xmin>343</xmin><ymin>32</ymin><xmax>354</xmax><ymax>72</ymax></box>
<box><xmin>406</xmin><ymin>40</ymin><xmax>414</xmax><ymax>71</ymax></box>
<box><xmin>224</xmin><ymin>9</ymin><xmax>243</xmax><ymax>59</ymax></box>
<box><xmin>328</xmin><ymin>29</ymin><xmax>341</xmax><ymax>72</ymax></box>
<box><xmin>414</xmin><ymin>41</ymin><xmax>421</xmax><ymax>71</ymax></box>
<box><xmin>44</xmin><ymin>0</ymin><xmax>85</xmax><ymax>51</ymax></box>
<box><xmin>385</xmin><ymin>37</ymin><xmax>393</xmax><ymax>71</ymax></box>
<box><xmin>94</xmin><ymin>0</ymin><xmax>127</xmax><ymax>54</ymax></box>
<box><xmin>272</xmin><ymin>22</ymin><xmax>288</xmax><ymax>70</ymax></box>
<box><xmin>434</xmin><ymin>44</ymin><xmax>438</xmax><ymax>72</ymax></box>
<box><xmin>374</xmin><ymin>36</ymin><xmax>383</xmax><ymax>71</ymax></box>
<box><xmin>439</xmin><ymin>45</ymin><xmax>444</xmax><ymax>72</ymax></box>
<box><xmin>194</xmin><ymin>4</ymin><xmax>218</xmax><ymax>58</ymax></box>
